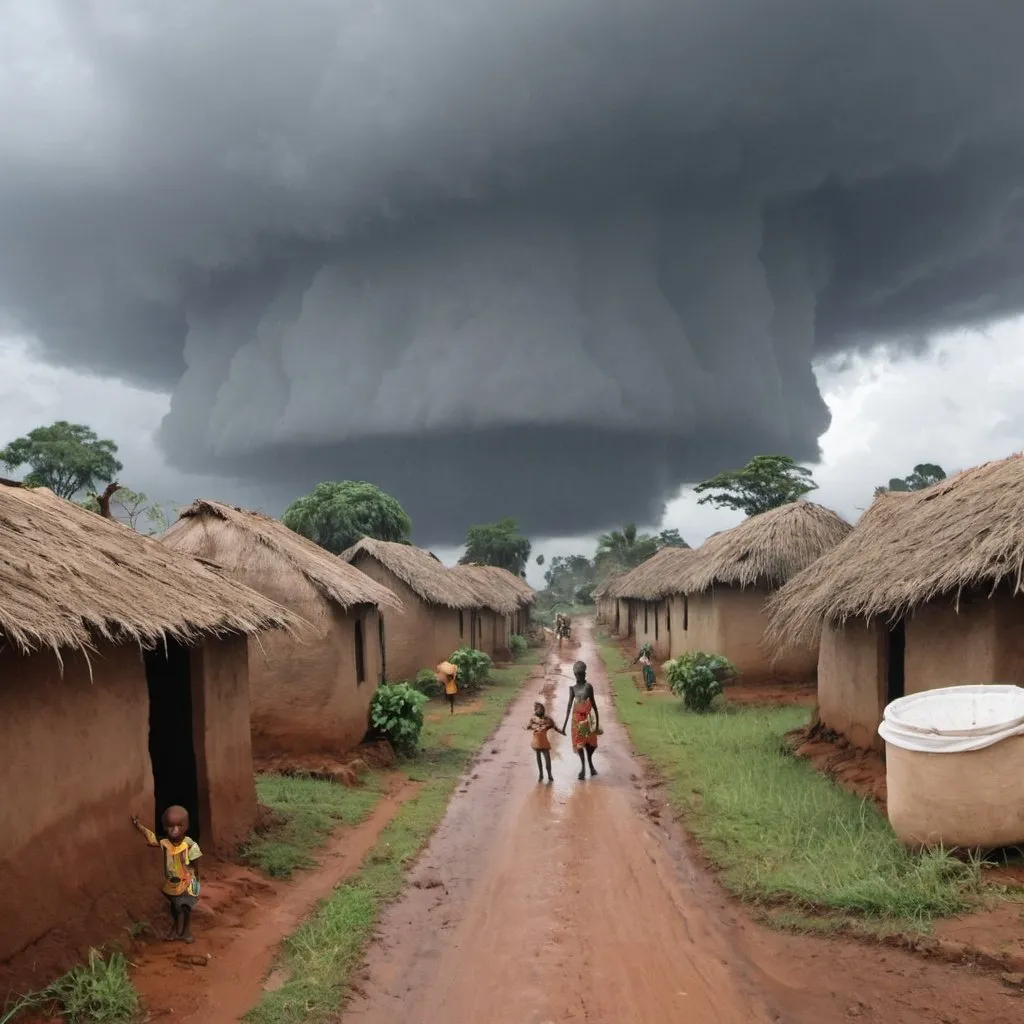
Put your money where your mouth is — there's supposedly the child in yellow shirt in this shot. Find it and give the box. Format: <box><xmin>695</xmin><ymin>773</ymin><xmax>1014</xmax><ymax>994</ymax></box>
<box><xmin>132</xmin><ymin>805</ymin><xmax>202</xmax><ymax>943</ymax></box>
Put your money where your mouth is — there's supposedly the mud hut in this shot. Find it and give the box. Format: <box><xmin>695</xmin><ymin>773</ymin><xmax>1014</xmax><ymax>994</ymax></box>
<box><xmin>448</xmin><ymin>565</ymin><xmax>520</xmax><ymax>659</ymax></box>
<box><xmin>607</xmin><ymin>548</ymin><xmax>698</xmax><ymax>660</ymax></box>
<box><xmin>341</xmin><ymin>538</ymin><xmax>485</xmax><ymax>681</ymax></box>
<box><xmin>161</xmin><ymin>500</ymin><xmax>402</xmax><ymax>758</ymax></box>
<box><xmin>669</xmin><ymin>502</ymin><xmax>852</xmax><ymax>682</ymax></box>
<box><xmin>449</xmin><ymin>564</ymin><xmax>536</xmax><ymax>656</ymax></box>
<box><xmin>594</xmin><ymin>578</ymin><xmax>617</xmax><ymax>626</ymax></box>
<box><xmin>0</xmin><ymin>481</ymin><xmax>297</xmax><ymax>989</ymax></box>
<box><xmin>769</xmin><ymin>457</ymin><xmax>1024</xmax><ymax>750</ymax></box>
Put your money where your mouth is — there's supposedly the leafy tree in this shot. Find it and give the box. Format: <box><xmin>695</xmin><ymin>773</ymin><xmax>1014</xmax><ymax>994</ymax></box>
<box><xmin>874</xmin><ymin>463</ymin><xmax>946</xmax><ymax>497</ymax></box>
<box><xmin>657</xmin><ymin>528</ymin><xmax>689</xmax><ymax>548</ymax></box>
<box><xmin>594</xmin><ymin>523</ymin><xmax>658</xmax><ymax>574</ymax></box>
<box><xmin>459</xmin><ymin>518</ymin><xmax>531</xmax><ymax>577</ymax></box>
<box><xmin>694</xmin><ymin>455</ymin><xmax>817</xmax><ymax>517</ymax></box>
<box><xmin>1</xmin><ymin>421</ymin><xmax>122</xmax><ymax>499</ymax></box>
<box><xmin>80</xmin><ymin>487</ymin><xmax>171</xmax><ymax>534</ymax></box>
<box><xmin>282</xmin><ymin>480</ymin><xmax>412</xmax><ymax>555</ymax></box>
<box><xmin>536</xmin><ymin>554</ymin><xmax>545</xmax><ymax>566</ymax></box>
<box><xmin>543</xmin><ymin>554</ymin><xmax>596</xmax><ymax>603</ymax></box>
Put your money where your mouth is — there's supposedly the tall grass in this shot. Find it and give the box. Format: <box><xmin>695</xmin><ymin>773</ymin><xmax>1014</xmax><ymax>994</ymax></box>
<box><xmin>597</xmin><ymin>637</ymin><xmax>982</xmax><ymax>928</ymax></box>
<box><xmin>2</xmin><ymin>949</ymin><xmax>140</xmax><ymax>1024</ymax></box>
<box><xmin>245</xmin><ymin>655</ymin><xmax>537</xmax><ymax>1024</ymax></box>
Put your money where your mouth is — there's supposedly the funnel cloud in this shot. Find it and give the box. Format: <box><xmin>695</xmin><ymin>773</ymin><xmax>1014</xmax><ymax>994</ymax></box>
<box><xmin>3</xmin><ymin>2</ymin><xmax>1024</xmax><ymax>539</ymax></box>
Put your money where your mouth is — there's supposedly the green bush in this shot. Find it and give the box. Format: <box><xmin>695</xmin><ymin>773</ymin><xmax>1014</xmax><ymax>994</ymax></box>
<box><xmin>509</xmin><ymin>633</ymin><xmax>528</xmax><ymax>658</ymax></box>
<box><xmin>369</xmin><ymin>683</ymin><xmax>428</xmax><ymax>756</ymax></box>
<box><xmin>412</xmin><ymin>667</ymin><xmax>442</xmax><ymax>698</ymax></box>
<box><xmin>449</xmin><ymin>646</ymin><xmax>492</xmax><ymax>689</ymax></box>
<box><xmin>664</xmin><ymin>651</ymin><xmax>737</xmax><ymax>712</ymax></box>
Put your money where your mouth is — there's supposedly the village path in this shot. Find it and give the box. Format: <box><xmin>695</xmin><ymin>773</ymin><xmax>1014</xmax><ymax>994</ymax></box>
<box><xmin>337</xmin><ymin>620</ymin><xmax>1023</xmax><ymax>1024</ymax></box>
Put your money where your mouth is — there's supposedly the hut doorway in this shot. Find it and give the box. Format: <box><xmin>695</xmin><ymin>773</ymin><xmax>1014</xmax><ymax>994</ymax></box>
<box><xmin>378</xmin><ymin>615</ymin><xmax>387</xmax><ymax>682</ymax></box>
<box><xmin>145</xmin><ymin>640</ymin><xmax>201</xmax><ymax>840</ymax></box>
<box><xmin>886</xmin><ymin>619</ymin><xmax>906</xmax><ymax>704</ymax></box>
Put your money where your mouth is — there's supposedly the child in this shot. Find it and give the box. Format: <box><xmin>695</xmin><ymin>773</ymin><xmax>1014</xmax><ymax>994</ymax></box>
<box><xmin>638</xmin><ymin>652</ymin><xmax>655</xmax><ymax>690</ymax></box>
<box><xmin>436</xmin><ymin>660</ymin><xmax>459</xmax><ymax>715</ymax></box>
<box><xmin>132</xmin><ymin>806</ymin><xmax>202</xmax><ymax>943</ymax></box>
<box><xmin>525</xmin><ymin>701</ymin><xmax>563</xmax><ymax>782</ymax></box>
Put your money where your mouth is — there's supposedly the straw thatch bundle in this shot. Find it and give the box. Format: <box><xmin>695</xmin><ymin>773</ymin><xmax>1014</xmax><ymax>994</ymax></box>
<box><xmin>675</xmin><ymin>501</ymin><xmax>852</xmax><ymax>595</ymax></box>
<box><xmin>161</xmin><ymin>499</ymin><xmax>402</xmax><ymax>612</ymax></box>
<box><xmin>341</xmin><ymin>537</ymin><xmax>482</xmax><ymax>609</ymax></box>
<box><xmin>768</xmin><ymin>455</ymin><xmax>1024</xmax><ymax>647</ymax></box>
<box><xmin>608</xmin><ymin>547</ymin><xmax>699</xmax><ymax>601</ymax></box>
<box><xmin>450</xmin><ymin>564</ymin><xmax>534</xmax><ymax>615</ymax></box>
<box><xmin>0</xmin><ymin>481</ymin><xmax>299</xmax><ymax>656</ymax></box>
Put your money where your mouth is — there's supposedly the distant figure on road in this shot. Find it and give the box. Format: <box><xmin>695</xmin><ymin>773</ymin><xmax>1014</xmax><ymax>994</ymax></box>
<box><xmin>562</xmin><ymin>660</ymin><xmax>601</xmax><ymax>780</ymax></box>
<box><xmin>436</xmin><ymin>660</ymin><xmax>459</xmax><ymax>715</ymax></box>
<box><xmin>525</xmin><ymin>700</ymin><xmax>563</xmax><ymax>783</ymax></box>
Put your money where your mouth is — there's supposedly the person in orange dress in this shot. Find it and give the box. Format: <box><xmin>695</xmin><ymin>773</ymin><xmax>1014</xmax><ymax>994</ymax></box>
<box><xmin>561</xmin><ymin>660</ymin><xmax>601</xmax><ymax>780</ymax></box>
<box><xmin>132</xmin><ymin>805</ymin><xmax>202</xmax><ymax>942</ymax></box>
<box><xmin>525</xmin><ymin>701</ymin><xmax>563</xmax><ymax>782</ymax></box>
<box><xmin>436</xmin><ymin>660</ymin><xmax>459</xmax><ymax>715</ymax></box>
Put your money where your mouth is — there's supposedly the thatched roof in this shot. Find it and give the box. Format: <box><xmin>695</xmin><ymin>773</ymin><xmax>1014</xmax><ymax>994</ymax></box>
<box><xmin>674</xmin><ymin>501</ymin><xmax>852</xmax><ymax>595</ymax></box>
<box><xmin>608</xmin><ymin>548</ymin><xmax>700</xmax><ymax>601</ymax></box>
<box><xmin>0</xmin><ymin>481</ymin><xmax>299</xmax><ymax>656</ymax></box>
<box><xmin>448</xmin><ymin>565</ymin><xmax>519</xmax><ymax>615</ymax></box>
<box><xmin>449</xmin><ymin>564</ymin><xmax>535</xmax><ymax>615</ymax></box>
<box><xmin>341</xmin><ymin>537</ymin><xmax>482</xmax><ymax>609</ymax></box>
<box><xmin>768</xmin><ymin>456</ymin><xmax>1024</xmax><ymax>647</ymax></box>
<box><xmin>161</xmin><ymin>500</ymin><xmax>401</xmax><ymax>612</ymax></box>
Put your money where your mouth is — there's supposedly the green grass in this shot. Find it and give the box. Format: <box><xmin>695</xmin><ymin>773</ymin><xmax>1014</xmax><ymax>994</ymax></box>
<box><xmin>596</xmin><ymin>635</ymin><xmax>984</xmax><ymax>930</ymax></box>
<box><xmin>243</xmin><ymin>772</ymin><xmax>386</xmax><ymax>878</ymax></box>
<box><xmin>2</xmin><ymin>949</ymin><xmax>140</xmax><ymax>1024</ymax></box>
<box><xmin>245</xmin><ymin>653</ymin><xmax>537</xmax><ymax>1024</ymax></box>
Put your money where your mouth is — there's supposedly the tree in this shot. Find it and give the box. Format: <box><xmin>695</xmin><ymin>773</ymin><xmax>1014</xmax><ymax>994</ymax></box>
<box><xmin>694</xmin><ymin>455</ymin><xmax>817</xmax><ymax>517</ymax></box>
<box><xmin>594</xmin><ymin>523</ymin><xmax>659</xmax><ymax>574</ymax></box>
<box><xmin>657</xmin><ymin>528</ymin><xmax>689</xmax><ymax>548</ymax></box>
<box><xmin>460</xmin><ymin>518</ymin><xmax>532</xmax><ymax>576</ymax></box>
<box><xmin>1</xmin><ymin>421</ymin><xmax>122</xmax><ymax>499</ymax></box>
<box><xmin>536</xmin><ymin>554</ymin><xmax>545</xmax><ymax>566</ymax></box>
<box><xmin>875</xmin><ymin>463</ymin><xmax>946</xmax><ymax>497</ymax></box>
<box><xmin>80</xmin><ymin>486</ymin><xmax>171</xmax><ymax>534</ymax></box>
<box><xmin>282</xmin><ymin>480</ymin><xmax>412</xmax><ymax>554</ymax></box>
<box><xmin>543</xmin><ymin>554</ymin><xmax>596</xmax><ymax>604</ymax></box>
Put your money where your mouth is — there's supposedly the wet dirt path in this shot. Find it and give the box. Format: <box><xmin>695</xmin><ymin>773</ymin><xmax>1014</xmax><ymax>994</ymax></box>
<box><xmin>340</xmin><ymin>623</ymin><xmax>780</xmax><ymax>1023</ymax></box>
<box><xmin>339</xmin><ymin>621</ymin><xmax>1023</xmax><ymax>1024</ymax></box>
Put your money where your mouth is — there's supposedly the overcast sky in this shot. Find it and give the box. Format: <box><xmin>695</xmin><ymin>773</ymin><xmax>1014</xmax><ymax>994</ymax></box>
<box><xmin>3</xmin><ymin>318</ymin><xmax>1017</xmax><ymax>587</ymax></box>
<box><xmin>4</xmin><ymin>3</ymin><xmax>1024</xmax><ymax>544</ymax></box>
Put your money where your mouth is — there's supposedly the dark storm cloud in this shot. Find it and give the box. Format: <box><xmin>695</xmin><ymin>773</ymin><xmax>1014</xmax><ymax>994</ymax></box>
<box><xmin>4</xmin><ymin>1</ymin><xmax>1024</xmax><ymax>540</ymax></box>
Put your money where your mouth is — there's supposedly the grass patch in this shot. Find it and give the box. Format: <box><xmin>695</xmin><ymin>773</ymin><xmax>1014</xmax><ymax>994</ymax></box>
<box><xmin>243</xmin><ymin>773</ymin><xmax>386</xmax><ymax>878</ymax></box>
<box><xmin>245</xmin><ymin>654</ymin><xmax>536</xmax><ymax>1023</ymax></box>
<box><xmin>2</xmin><ymin>949</ymin><xmax>140</xmax><ymax>1024</ymax></box>
<box><xmin>596</xmin><ymin>635</ymin><xmax>983</xmax><ymax>930</ymax></box>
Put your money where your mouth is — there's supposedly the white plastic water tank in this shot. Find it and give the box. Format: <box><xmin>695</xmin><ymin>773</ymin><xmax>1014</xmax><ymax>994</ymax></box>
<box><xmin>878</xmin><ymin>685</ymin><xmax>1024</xmax><ymax>848</ymax></box>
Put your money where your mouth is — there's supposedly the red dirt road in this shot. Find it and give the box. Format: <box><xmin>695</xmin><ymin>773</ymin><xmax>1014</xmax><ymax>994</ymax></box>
<box><xmin>339</xmin><ymin>621</ymin><xmax>1022</xmax><ymax>1024</ymax></box>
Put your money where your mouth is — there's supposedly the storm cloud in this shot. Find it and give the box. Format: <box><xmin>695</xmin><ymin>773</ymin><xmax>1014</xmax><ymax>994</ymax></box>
<box><xmin>3</xmin><ymin>1</ymin><xmax>1024</xmax><ymax>540</ymax></box>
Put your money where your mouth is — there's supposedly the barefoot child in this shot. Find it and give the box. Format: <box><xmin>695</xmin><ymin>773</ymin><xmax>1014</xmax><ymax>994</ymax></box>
<box><xmin>436</xmin><ymin>660</ymin><xmax>459</xmax><ymax>715</ymax></box>
<box><xmin>132</xmin><ymin>806</ymin><xmax>202</xmax><ymax>943</ymax></box>
<box><xmin>525</xmin><ymin>701</ymin><xmax>563</xmax><ymax>782</ymax></box>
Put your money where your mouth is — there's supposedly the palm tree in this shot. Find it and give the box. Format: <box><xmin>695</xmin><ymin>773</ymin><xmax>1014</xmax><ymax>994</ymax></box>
<box><xmin>595</xmin><ymin>523</ymin><xmax>658</xmax><ymax>573</ymax></box>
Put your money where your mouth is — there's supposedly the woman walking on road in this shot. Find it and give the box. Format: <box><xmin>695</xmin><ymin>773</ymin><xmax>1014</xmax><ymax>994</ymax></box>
<box><xmin>562</xmin><ymin>660</ymin><xmax>601</xmax><ymax>780</ymax></box>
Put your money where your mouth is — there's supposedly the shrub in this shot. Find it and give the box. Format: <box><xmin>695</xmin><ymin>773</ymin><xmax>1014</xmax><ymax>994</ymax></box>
<box><xmin>663</xmin><ymin>651</ymin><xmax>737</xmax><ymax>713</ymax></box>
<box><xmin>412</xmin><ymin>667</ymin><xmax>442</xmax><ymax>698</ymax></box>
<box><xmin>369</xmin><ymin>683</ymin><xmax>428</xmax><ymax>756</ymax></box>
<box><xmin>509</xmin><ymin>633</ymin><xmax>528</xmax><ymax>658</ymax></box>
<box><xmin>449</xmin><ymin>646</ymin><xmax>493</xmax><ymax>689</ymax></box>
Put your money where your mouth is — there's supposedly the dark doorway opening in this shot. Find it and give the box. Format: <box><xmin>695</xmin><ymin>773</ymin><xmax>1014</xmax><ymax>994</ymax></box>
<box><xmin>145</xmin><ymin>640</ymin><xmax>200</xmax><ymax>840</ymax></box>
<box><xmin>683</xmin><ymin>596</ymin><xmax>689</xmax><ymax>631</ymax></box>
<box><xmin>378</xmin><ymin>615</ymin><xmax>387</xmax><ymax>682</ymax></box>
<box><xmin>355</xmin><ymin>618</ymin><xmax>366</xmax><ymax>684</ymax></box>
<box><xmin>886</xmin><ymin>618</ymin><xmax>906</xmax><ymax>704</ymax></box>
<box><xmin>615</xmin><ymin>604</ymin><xmax>620</xmax><ymax>632</ymax></box>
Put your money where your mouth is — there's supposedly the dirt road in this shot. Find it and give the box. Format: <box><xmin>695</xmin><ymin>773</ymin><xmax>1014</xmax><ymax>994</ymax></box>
<box><xmin>339</xmin><ymin>621</ymin><xmax>1022</xmax><ymax>1024</ymax></box>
